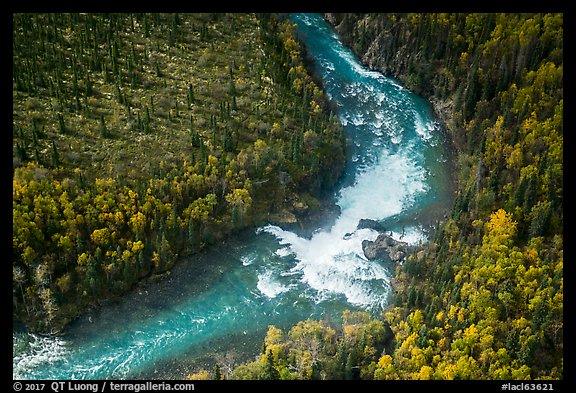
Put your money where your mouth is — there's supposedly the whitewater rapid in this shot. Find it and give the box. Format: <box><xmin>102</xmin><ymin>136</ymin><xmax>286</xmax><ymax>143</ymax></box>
<box><xmin>13</xmin><ymin>13</ymin><xmax>451</xmax><ymax>380</ymax></box>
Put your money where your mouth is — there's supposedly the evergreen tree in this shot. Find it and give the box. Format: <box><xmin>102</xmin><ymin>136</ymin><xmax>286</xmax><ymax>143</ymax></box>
<box><xmin>51</xmin><ymin>140</ymin><xmax>60</xmax><ymax>166</ymax></box>
<box><xmin>99</xmin><ymin>113</ymin><xmax>110</xmax><ymax>138</ymax></box>
<box><xmin>212</xmin><ymin>364</ymin><xmax>222</xmax><ymax>380</ymax></box>
<box><xmin>261</xmin><ymin>349</ymin><xmax>280</xmax><ymax>380</ymax></box>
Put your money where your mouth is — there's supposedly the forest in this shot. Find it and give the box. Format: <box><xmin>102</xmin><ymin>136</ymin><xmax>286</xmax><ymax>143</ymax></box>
<box><xmin>186</xmin><ymin>13</ymin><xmax>563</xmax><ymax>380</ymax></box>
<box><xmin>12</xmin><ymin>12</ymin><xmax>563</xmax><ymax>380</ymax></box>
<box><xmin>12</xmin><ymin>13</ymin><xmax>345</xmax><ymax>333</ymax></box>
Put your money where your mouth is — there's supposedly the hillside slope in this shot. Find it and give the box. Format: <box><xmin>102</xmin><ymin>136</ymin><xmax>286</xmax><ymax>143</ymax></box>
<box><xmin>12</xmin><ymin>13</ymin><xmax>345</xmax><ymax>333</ymax></box>
<box><xmin>326</xmin><ymin>13</ymin><xmax>563</xmax><ymax>379</ymax></box>
<box><xmin>205</xmin><ymin>13</ymin><xmax>563</xmax><ymax>380</ymax></box>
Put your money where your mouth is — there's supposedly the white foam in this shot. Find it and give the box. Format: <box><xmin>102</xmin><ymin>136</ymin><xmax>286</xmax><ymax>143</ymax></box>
<box><xmin>337</xmin><ymin>149</ymin><xmax>427</xmax><ymax>226</ymax></box>
<box><xmin>280</xmin><ymin>13</ymin><xmax>436</xmax><ymax>310</ymax></box>
<box><xmin>414</xmin><ymin>109</ymin><xmax>435</xmax><ymax>142</ymax></box>
<box><xmin>350</xmin><ymin>113</ymin><xmax>365</xmax><ymax>126</ymax></box>
<box><xmin>391</xmin><ymin>225</ymin><xmax>428</xmax><ymax>246</ymax></box>
<box><xmin>261</xmin><ymin>224</ymin><xmax>390</xmax><ymax>308</ymax></box>
<box><xmin>275</xmin><ymin>247</ymin><xmax>293</xmax><ymax>258</ymax></box>
<box><xmin>374</xmin><ymin>112</ymin><xmax>398</xmax><ymax>136</ymax></box>
<box><xmin>241</xmin><ymin>255</ymin><xmax>255</xmax><ymax>266</ymax></box>
<box><xmin>13</xmin><ymin>333</ymin><xmax>69</xmax><ymax>379</ymax></box>
<box><xmin>342</xmin><ymin>50</ymin><xmax>386</xmax><ymax>82</ymax></box>
<box><xmin>296</xmin><ymin>13</ymin><xmax>314</xmax><ymax>26</ymax></box>
<box><xmin>257</xmin><ymin>270</ymin><xmax>291</xmax><ymax>298</ymax></box>
<box><xmin>320</xmin><ymin>58</ymin><xmax>335</xmax><ymax>72</ymax></box>
<box><xmin>256</xmin><ymin>139</ymin><xmax>429</xmax><ymax>309</ymax></box>
<box><xmin>343</xmin><ymin>82</ymin><xmax>364</xmax><ymax>98</ymax></box>
<box><xmin>375</xmin><ymin>91</ymin><xmax>387</xmax><ymax>105</ymax></box>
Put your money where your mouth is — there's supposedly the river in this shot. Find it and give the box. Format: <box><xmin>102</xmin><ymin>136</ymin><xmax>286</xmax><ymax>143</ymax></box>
<box><xmin>13</xmin><ymin>13</ymin><xmax>453</xmax><ymax>380</ymax></box>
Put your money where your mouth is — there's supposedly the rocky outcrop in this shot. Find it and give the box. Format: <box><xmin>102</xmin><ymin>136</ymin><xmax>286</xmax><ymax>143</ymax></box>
<box><xmin>324</xmin><ymin>13</ymin><xmax>456</xmax><ymax>134</ymax></box>
<box><xmin>356</xmin><ymin>218</ymin><xmax>386</xmax><ymax>232</ymax></box>
<box><xmin>269</xmin><ymin>193</ymin><xmax>341</xmax><ymax>239</ymax></box>
<box><xmin>361</xmin><ymin>233</ymin><xmax>408</xmax><ymax>264</ymax></box>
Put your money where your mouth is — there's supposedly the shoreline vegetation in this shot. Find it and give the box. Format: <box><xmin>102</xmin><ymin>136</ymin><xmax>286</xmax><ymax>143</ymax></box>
<box><xmin>13</xmin><ymin>12</ymin><xmax>563</xmax><ymax>381</ymax></box>
<box><xmin>12</xmin><ymin>13</ymin><xmax>346</xmax><ymax>334</ymax></box>
<box><xmin>187</xmin><ymin>13</ymin><xmax>563</xmax><ymax>380</ymax></box>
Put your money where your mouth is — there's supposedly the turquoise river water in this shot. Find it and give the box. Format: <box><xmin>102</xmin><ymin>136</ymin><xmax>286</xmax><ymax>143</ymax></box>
<box><xmin>13</xmin><ymin>13</ymin><xmax>453</xmax><ymax>380</ymax></box>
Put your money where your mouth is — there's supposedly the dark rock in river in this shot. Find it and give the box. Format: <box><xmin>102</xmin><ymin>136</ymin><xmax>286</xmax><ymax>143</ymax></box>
<box><xmin>269</xmin><ymin>193</ymin><xmax>342</xmax><ymax>239</ymax></box>
<box><xmin>362</xmin><ymin>233</ymin><xmax>408</xmax><ymax>264</ymax></box>
<box><xmin>356</xmin><ymin>218</ymin><xmax>386</xmax><ymax>232</ymax></box>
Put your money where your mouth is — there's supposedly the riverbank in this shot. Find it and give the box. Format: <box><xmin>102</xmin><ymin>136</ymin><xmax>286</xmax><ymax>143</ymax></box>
<box><xmin>322</xmin><ymin>12</ymin><xmax>461</xmax><ymax>232</ymax></box>
<box><xmin>13</xmin><ymin>13</ymin><xmax>457</xmax><ymax>380</ymax></box>
<box><xmin>67</xmin><ymin>229</ymin><xmax>269</xmax><ymax>379</ymax></box>
<box><xmin>315</xmin><ymin>13</ymin><xmax>563</xmax><ymax>380</ymax></box>
<box><xmin>12</xmin><ymin>12</ymin><xmax>347</xmax><ymax>335</ymax></box>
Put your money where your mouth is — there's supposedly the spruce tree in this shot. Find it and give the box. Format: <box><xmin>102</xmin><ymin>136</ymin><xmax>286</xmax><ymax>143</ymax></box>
<box><xmin>212</xmin><ymin>364</ymin><xmax>222</xmax><ymax>380</ymax></box>
<box><xmin>99</xmin><ymin>113</ymin><xmax>110</xmax><ymax>138</ymax></box>
<box><xmin>262</xmin><ymin>349</ymin><xmax>280</xmax><ymax>380</ymax></box>
<box><xmin>51</xmin><ymin>140</ymin><xmax>60</xmax><ymax>166</ymax></box>
<box><xmin>58</xmin><ymin>113</ymin><xmax>66</xmax><ymax>134</ymax></box>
